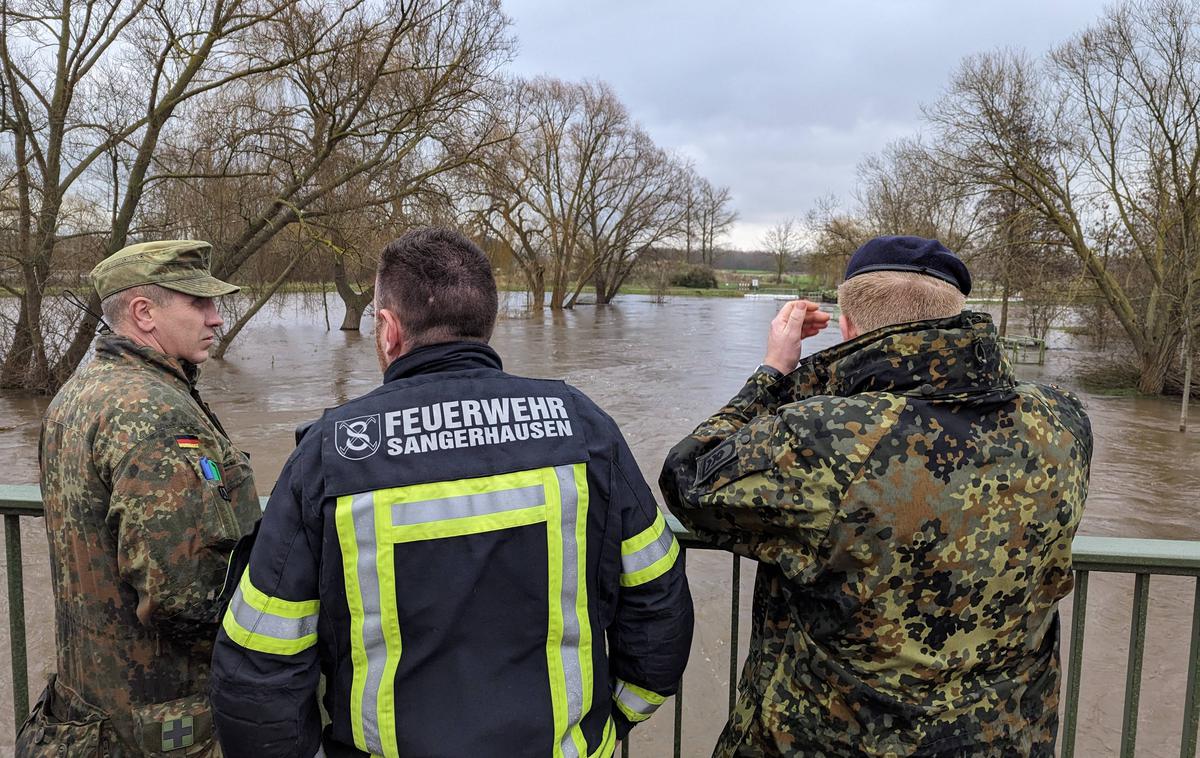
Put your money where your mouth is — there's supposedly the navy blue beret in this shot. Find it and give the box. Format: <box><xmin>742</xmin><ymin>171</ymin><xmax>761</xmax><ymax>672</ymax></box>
<box><xmin>844</xmin><ymin>236</ymin><xmax>971</xmax><ymax>296</ymax></box>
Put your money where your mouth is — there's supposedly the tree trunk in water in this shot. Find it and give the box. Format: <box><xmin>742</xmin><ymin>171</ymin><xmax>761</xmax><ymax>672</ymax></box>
<box><xmin>592</xmin><ymin>270</ymin><xmax>610</xmax><ymax>305</ymax></box>
<box><xmin>332</xmin><ymin>255</ymin><xmax>374</xmax><ymax>331</ymax></box>
<box><xmin>1182</xmin><ymin>328</ymin><xmax>1193</xmax><ymax>432</ymax></box>
<box><xmin>0</xmin><ymin>297</ymin><xmax>37</xmax><ymax>389</ymax></box>
<box><xmin>1136</xmin><ymin>342</ymin><xmax>1178</xmax><ymax>395</ymax></box>
<box><xmin>1</xmin><ymin>265</ymin><xmax>50</xmax><ymax>391</ymax></box>
<box><xmin>522</xmin><ymin>266</ymin><xmax>545</xmax><ymax>311</ymax></box>
<box><xmin>340</xmin><ymin>296</ymin><xmax>372</xmax><ymax>331</ymax></box>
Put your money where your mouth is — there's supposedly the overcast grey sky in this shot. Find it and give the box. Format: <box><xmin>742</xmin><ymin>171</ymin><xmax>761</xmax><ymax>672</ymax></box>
<box><xmin>502</xmin><ymin>0</ymin><xmax>1111</xmax><ymax>249</ymax></box>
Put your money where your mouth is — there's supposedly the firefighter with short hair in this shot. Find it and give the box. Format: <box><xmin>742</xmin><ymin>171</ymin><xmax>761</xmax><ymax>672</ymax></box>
<box><xmin>210</xmin><ymin>227</ymin><xmax>694</xmax><ymax>758</ymax></box>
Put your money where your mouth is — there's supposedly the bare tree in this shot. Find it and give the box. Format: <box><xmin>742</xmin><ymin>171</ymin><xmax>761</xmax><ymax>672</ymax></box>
<box><xmin>146</xmin><ymin>0</ymin><xmax>513</xmax><ymax>350</ymax></box>
<box><xmin>0</xmin><ymin>0</ymin><xmax>310</xmax><ymax>392</ymax></box>
<box><xmin>694</xmin><ymin>178</ymin><xmax>737</xmax><ymax>266</ymax></box>
<box><xmin>474</xmin><ymin>78</ymin><xmax>643</xmax><ymax>309</ymax></box>
<box><xmin>926</xmin><ymin>0</ymin><xmax>1200</xmax><ymax>393</ymax></box>
<box><xmin>804</xmin><ymin>195</ymin><xmax>870</xmax><ymax>288</ymax></box>
<box><xmin>579</xmin><ymin>133</ymin><xmax>689</xmax><ymax>305</ymax></box>
<box><xmin>762</xmin><ymin>218</ymin><xmax>801</xmax><ymax>284</ymax></box>
<box><xmin>856</xmin><ymin>139</ymin><xmax>982</xmax><ymax>253</ymax></box>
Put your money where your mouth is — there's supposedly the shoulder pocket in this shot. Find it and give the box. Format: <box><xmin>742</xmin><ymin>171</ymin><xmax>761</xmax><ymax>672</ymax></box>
<box><xmin>195</xmin><ymin>447</ymin><xmax>256</xmax><ymax>549</ymax></box>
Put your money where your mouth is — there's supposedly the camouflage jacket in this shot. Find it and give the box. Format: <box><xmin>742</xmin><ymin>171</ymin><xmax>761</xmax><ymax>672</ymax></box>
<box><xmin>37</xmin><ymin>335</ymin><xmax>260</xmax><ymax>756</ymax></box>
<box><xmin>659</xmin><ymin>312</ymin><xmax>1092</xmax><ymax>758</ymax></box>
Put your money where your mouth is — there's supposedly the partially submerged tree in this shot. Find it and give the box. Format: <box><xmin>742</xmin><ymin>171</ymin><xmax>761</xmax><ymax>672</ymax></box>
<box><xmin>473</xmin><ymin>77</ymin><xmax>693</xmax><ymax>309</ymax></box>
<box><xmin>926</xmin><ymin>0</ymin><xmax>1200</xmax><ymax>393</ymax></box>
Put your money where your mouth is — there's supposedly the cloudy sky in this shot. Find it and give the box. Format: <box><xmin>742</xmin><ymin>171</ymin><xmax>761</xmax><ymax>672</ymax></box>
<box><xmin>502</xmin><ymin>0</ymin><xmax>1111</xmax><ymax>249</ymax></box>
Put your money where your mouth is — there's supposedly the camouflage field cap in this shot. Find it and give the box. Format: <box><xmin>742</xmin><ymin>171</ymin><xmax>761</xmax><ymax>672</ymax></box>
<box><xmin>91</xmin><ymin>240</ymin><xmax>239</xmax><ymax>300</ymax></box>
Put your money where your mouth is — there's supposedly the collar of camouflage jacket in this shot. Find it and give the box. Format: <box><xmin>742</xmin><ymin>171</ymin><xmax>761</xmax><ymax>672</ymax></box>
<box><xmin>820</xmin><ymin>310</ymin><xmax>1015</xmax><ymax>398</ymax></box>
<box><xmin>95</xmin><ymin>334</ymin><xmax>200</xmax><ymax>388</ymax></box>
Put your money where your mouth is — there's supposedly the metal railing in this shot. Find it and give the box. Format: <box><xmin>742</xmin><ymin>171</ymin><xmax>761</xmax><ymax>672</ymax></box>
<box><xmin>998</xmin><ymin>334</ymin><xmax>1047</xmax><ymax>365</ymax></box>
<box><xmin>4</xmin><ymin>484</ymin><xmax>1200</xmax><ymax>757</ymax></box>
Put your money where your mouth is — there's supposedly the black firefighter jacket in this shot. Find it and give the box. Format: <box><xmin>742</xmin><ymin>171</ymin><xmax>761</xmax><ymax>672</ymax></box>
<box><xmin>209</xmin><ymin>341</ymin><xmax>694</xmax><ymax>758</ymax></box>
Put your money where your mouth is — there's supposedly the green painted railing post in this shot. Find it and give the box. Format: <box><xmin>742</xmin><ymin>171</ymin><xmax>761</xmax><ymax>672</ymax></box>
<box><xmin>5</xmin><ymin>513</ymin><xmax>29</xmax><ymax>729</ymax></box>
<box><xmin>673</xmin><ymin>548</ymin><xmax>686</xmax><ymax>758</ymax></box>
<box><xmin>1180</xmin><ymin>579</ymin><xmax>1200</xmax><ymax>758</ymax></box>
<box><xmin>1062</xmin><ymin>570</ymin><xmax>1089</xmax><ymax>758</ymax></box>
<box><xmin>1121</xmin><ymin>573</ymin><xmax>1151</xmax><ymax>758</ymax></box>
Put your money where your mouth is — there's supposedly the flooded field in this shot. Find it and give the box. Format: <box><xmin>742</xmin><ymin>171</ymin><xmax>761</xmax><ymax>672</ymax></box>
<box><xmin>1</xmin><ymin>293</ymin><xmax>1198</xmax><ymax>755</ymax></box>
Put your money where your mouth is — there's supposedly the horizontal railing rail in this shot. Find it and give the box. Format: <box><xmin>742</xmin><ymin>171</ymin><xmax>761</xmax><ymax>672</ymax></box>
<box><xmin>4</xmin><ymin>485</ymin><xmax>1200</xmax><ymax>756</ymax></box>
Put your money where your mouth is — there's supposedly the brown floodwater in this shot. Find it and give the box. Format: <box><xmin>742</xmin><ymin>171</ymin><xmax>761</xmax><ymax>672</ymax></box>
<box><xmin>1</xmin><ymin>293</ymin><xmax>1198</xmax><ymax>756</ymax></box>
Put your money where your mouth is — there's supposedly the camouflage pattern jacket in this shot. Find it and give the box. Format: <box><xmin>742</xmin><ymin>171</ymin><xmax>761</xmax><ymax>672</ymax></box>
<box><xmin>37</xmin><ymin>335</ymin><xmax>260</xmax><ymax>756</ymax></box>
<box><xmin>659</xmin><ymin>312</ymin><xmax>1092</xmax><ymax>758</ymax></box>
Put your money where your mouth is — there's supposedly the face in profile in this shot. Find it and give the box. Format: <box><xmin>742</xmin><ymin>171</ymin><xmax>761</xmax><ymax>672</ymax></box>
<box><xmin>150</xmin><ymin>292</ymin><xmax>224</xmax><ymax>364</ymax></box>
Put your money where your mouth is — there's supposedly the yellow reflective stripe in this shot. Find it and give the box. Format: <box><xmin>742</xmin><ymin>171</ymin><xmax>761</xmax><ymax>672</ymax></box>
<box><xmin>613</xmin><ymin>679</ymin><xmax>667</xmax><ymax>723</ymax></box>
<box><xmin>543</xmin><ymin>462</ymin><xmax>592</xmax><ymax>758</ymax></box>
<box><xmin>614</xmin><ymin>697</ymin><xmax>647</xmax><ymax>724</ymax></box>
<box><xmin>571</xmin><ymin>463</ymin><xmax>592</xmax><ymax>754</ymax></box>
<box><xmin>375</xmin><ymin>495</ymin><xmax>402</xmax><ymax>757</ymax></box>
<box><xmin>238</xmin><ymin>569</ymin><xmax>319</xmax><ymax>618</ymax></box>
<box><xmin>545</xmin><ymin>468</ymin><xmax>571</xmax><ymax>758</ymax></box>
<box><xmin>382</xmin><ymin>468</ymin><xmax>550</xmax><ymax>543</ymax></box>
<box><xmin>588</xmin><ymin>718</ymin><xmax>617</xmax><ymax>758</ymax></box>
<box><xmin>336</xmin><ymin>494</ymin><xmax>370</xmax><ymax>752</ymax></box>
<box><xmin>621</xmin><ymin>681</ymin><xmax>667</xmax><ymax>706</ymax></box>
<box><xmin>221</xmin><ymin>609</ymin><xmax>316</xmax><ymax>656</ymax></box>
<box><xmin>223</xmin><ymin>570</ymin><xmax>319</xmax><ymax>655</ymax></box>
<box><xmin>620</xmin><ymin>511</ymin><xmax>667</xmax><ymax>555</ymax></box>
<box><xmin>392</xmin><ymin>507</ymin><xmax>546</xmax><ymax>543</ymax></box>
<box><xmin>337</xmin><ymin>467</ymin><xmax>592</xmax><ymax>758</ymax></box>
<box><xmin>620</xmin><ymin>538</ymin><xmax>680</xmax><ymax>587</ymax></box>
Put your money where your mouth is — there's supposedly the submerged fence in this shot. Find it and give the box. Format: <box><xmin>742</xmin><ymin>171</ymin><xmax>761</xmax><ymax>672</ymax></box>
<box><xmin>3</xmin><ymin>484</ymin><xmax>1200</xmax><ymax>757</ymax></box>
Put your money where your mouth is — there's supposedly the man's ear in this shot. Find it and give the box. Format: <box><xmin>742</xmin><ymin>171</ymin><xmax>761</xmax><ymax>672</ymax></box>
<box><xmin>128</xmin><ymin>295</ymin><xmax>156</xmax><ymax>334</ymax></box>
<box><xmin>378</xmin><ymin>307</ymin><xmax>405</xmax><ymax>360</ymax></box>
<box><xmin>839</xmin><ymin>313</ymin><xmax>859</xmax><ymax>341</ymax></box>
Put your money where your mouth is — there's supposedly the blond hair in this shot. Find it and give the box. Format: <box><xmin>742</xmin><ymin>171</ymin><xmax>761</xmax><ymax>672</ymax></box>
<box><xmin>837</xmin><ymin>271</ymin><xmax>965</xmax><ymax>335</ymax></box>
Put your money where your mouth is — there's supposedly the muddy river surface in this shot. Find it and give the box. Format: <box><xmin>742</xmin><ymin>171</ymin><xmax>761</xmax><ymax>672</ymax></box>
<box><xmin>1</xmin><ymin>294</ymin><xmax>1198</xmax><ymax>756</ymax></box>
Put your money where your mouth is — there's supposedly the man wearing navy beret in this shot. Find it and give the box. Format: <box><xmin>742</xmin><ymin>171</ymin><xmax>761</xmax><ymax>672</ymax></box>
<box><xmin>662</xmin><ymin>235</ymin><xmax>1093</xmax><ymax>757</ymax></box>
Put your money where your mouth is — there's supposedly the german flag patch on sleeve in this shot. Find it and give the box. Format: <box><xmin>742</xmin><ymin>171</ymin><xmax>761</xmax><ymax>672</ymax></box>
<box><xmin>175</xmin><ymin>435</ymin><xmax>201</xmax><ymax>449</ymax></box>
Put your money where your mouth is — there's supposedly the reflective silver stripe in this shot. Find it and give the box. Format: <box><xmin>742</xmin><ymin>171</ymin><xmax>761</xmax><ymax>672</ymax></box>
<box><xmin>614</xmin><ymin>681</ymin><xmax>662</xmax><ymax>720</ymax></box>
<box><xmin>392</xmin><ymin>484</ymin><xmax>545</xmax><ymax>525</ymax></box>
<box><xmin>556</xmin><ymin>464</ymin><xmax>584</xmax><ymax>758</ymax></box>
<box><xmin>350</xmin><ymin>491</ymin><xmax>386</xmax><ymax>754</ymax></box>
<box><xmin>621</xmin><ymin>527</ymin><xmax>676</xmax><ymax>575</ymax></box>
<box><xmin>228</xmin><ymin>588</ymin><xmax>319</xmax><ymax>641</ymax></box>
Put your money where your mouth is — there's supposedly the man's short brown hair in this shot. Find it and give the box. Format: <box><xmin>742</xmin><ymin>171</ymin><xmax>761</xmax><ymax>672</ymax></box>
<box><xmin>376</xmin><ymin>228</ymin><xmax>498</xmax><ymax>349</ymax></box>
<box><xmin>837</xmin><ymin>271</ymin><xmax>966</xmax><ymax>335</ymax></box>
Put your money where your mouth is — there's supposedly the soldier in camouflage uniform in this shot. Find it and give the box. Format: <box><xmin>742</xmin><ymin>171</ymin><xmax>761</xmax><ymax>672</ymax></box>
<box><xmin>660</xmin><ymin>236</ymin><xmax>1092</xmax><ymax>757</ymax></box>
<box><xmin>23</xmin><ymin>241</ymin><xmax>261</xmax><ymax>757</ymax></box>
